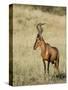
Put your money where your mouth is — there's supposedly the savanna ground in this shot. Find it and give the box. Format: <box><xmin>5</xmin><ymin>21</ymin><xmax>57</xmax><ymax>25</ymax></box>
<box><xmin>9</xmin><ymin>4</ymin><xmax>66</xmax><ymax>86</ymax></box>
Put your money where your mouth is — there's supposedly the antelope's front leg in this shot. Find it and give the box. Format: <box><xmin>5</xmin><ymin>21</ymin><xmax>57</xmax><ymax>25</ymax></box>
<box><xmin>47</xmin><ymin>61</ymin><xmax>50</xmax><ymax>75</ymax></box>
<box><xmin>43</xmin><ymin>59</ymin><xmax>46</xmax><ymax>80</ymax></box>
<box><xmin>43</xmin><ymin>59</ymin><xmax>46</xmax><ymax>74</ymax></box>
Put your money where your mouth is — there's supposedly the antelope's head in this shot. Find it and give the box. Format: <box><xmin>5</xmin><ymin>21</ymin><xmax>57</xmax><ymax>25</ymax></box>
<box><xmin>33</xmin><ymin>23</ymin><xmax>45</xmax><ymax>50</ymax></box>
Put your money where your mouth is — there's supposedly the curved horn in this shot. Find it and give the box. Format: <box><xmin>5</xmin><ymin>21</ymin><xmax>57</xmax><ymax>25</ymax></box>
<box><xmin>36</xmin><ymin>23</ymin><xmax>45</xmax><ymax>35</ymax></box>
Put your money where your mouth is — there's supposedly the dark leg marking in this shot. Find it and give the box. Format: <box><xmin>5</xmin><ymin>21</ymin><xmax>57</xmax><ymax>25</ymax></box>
<box><xmin>47</xmin><ymin>61</ymin><xmax>50</xmax><ymax>75</ymax></box>
<box><xmin>43</xmin><ymin>59</ymin><xmax>46</xmax><ymax>74</ymax></box>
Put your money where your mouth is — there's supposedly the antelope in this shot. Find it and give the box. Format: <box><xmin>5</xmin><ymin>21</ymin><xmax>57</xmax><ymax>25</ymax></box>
<box><xmin>33</xmin><ymin>23</ymin><xmax>59</xmax><ymax>77</ymax></box>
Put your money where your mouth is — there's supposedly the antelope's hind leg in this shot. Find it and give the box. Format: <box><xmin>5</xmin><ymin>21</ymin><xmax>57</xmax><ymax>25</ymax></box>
<box><xmin>55</xmin><ymin>60</ymin><xmax>59</xmax><ymax>76</ymax></box>
<box><xmin>54</xmin><ymin>60</ymin><xmax>59</xmax><ymax>78</ymax></box>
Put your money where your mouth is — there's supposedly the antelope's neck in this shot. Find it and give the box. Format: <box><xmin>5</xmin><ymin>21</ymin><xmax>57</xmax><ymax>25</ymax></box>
<box><xmin>40</xmin><ymin>39</ymin><xmax>46</xmax><ymax>53</ymax></box>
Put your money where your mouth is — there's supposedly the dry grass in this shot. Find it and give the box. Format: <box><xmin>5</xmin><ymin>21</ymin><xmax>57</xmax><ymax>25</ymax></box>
<box><xmin>10</xmin><ymin>4</ymin><xmax>66</xmax><ymax>86</ymax></box>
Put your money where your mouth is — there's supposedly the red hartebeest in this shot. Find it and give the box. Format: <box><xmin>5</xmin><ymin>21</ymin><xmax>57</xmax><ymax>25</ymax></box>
<box><xmin>33</xmin><ymin>23</ymin><xmax>59</xmax><ymax>77</ymax></box>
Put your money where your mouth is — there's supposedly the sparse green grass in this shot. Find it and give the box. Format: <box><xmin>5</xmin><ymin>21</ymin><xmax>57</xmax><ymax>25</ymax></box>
<box><xmin>10</xmin><ymin>4</ymin><xmax>66</xmax><ymax>86</ymax></box>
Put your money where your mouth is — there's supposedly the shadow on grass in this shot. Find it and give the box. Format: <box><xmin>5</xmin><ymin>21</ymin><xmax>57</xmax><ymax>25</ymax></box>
<box><xmin>56</xmin><ymin>72</ymin><xmax>66</xmax><ymax>80</ymax></box>
<box><xmin>51</xmin><ymin>72</ymin><xmax>66</xmax><ymax>81</ymax></box>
